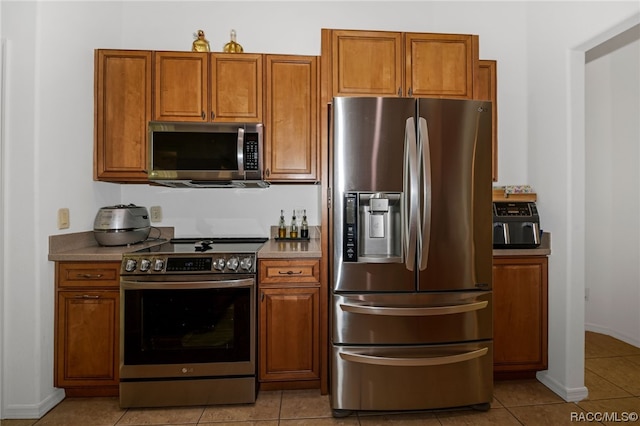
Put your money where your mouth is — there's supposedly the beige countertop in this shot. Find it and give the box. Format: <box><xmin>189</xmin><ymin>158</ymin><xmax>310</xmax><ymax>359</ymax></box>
<box><xmin>48</xmin><ymin>228</ymin><xmax>174</xmax><ymax>262</ymax></box>
<box><xmin>493</xmin><ymin>232</ymin><xmax>551</xmax><ymax>257</ymax></box>
<box><xmin>258</xmin><ymin>238</ymin><xmax>322</xmax><ymax>259</ymax></box>
<box><xmin>49</xmin><ymin>227</ymin><xmax>322</xmax><ymax>262</ymax></box>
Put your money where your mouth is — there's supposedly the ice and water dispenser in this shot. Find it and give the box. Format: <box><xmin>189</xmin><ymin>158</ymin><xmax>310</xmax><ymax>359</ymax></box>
<box><xmin>343</xmin><ymin>192</ymin><xmax>402</xmax><ymax>262</ymax></box>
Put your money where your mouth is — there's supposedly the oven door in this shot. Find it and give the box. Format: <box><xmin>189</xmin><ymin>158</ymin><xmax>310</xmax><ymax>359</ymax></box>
<box><xmin>120</xmin><ymin>275</ymin><xmax>255</xmax><ymax>380</ymax></box>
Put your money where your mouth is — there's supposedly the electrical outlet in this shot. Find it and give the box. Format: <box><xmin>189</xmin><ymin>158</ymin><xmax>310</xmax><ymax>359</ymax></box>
<box><xmin>57</xmin><ymin>208</ymin><xmax>70</xmax><ymax>229</ymax></box>
<box><xmin>150</xmin><ymin>206</ymin><xmax>162</xmax><ymax>223</ymax></box>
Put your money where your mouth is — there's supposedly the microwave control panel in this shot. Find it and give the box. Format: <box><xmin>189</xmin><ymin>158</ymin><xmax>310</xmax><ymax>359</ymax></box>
<box><xmin>244</xmin><ymin>135</ymin><xmax>259</xmax><ymax>171</ymax></box>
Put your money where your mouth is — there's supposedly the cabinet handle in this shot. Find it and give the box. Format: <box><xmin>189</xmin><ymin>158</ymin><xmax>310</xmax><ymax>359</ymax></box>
<box><xmin>265</xmin><ymin>168</ymin><xmax>270</xmax><ymax>177</ymax></box>
<box><xmin>261</xmin><ymin>291</ymin><xmax>265</xmax><ymax>302</ymax></box>
<box><xmin>201</xmin><ymin>111</ymin><xmax>206</xmax><ymax>120</ymax></box>
<box><xmin>211</xmin><ymin>111</ymin><xmax>216</xmax><ymax>120</ymax></box>
<box><xmin>76</xmin><ymin>274</ymin><xmax>103</xmax><ymax>279</ymax></box>
<box><xmin>408</xmin><ymin>87</ymin><xmax>413</xmax><ymax>97</ymax></box>
<box><xmin>279</xmin><ymin>270</ymin><xmax>303</xmax><ymax>275</ymax></box>
<box><xmin>397</xmin><ymin>87</ymin><xmax>402</xmax><ymax>97</ymax></box>
<box><xmin>76</xmin><ymin>295</ymin><xmax>100</xmax><ymax>299</ymax></box>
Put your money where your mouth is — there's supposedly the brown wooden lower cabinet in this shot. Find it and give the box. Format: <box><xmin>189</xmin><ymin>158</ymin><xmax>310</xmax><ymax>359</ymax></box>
<box><xmin>493</xmin><ymin>256</ymin><xmax>548</xmax><ymax>379</ymax></box>
<box><xmin>54</xmin><ymin>261</ymin><xmax>120</xmax><ymax>396</ymax></box>
<box><xmin>258</xmin><ymin>259</ymin><xmax>321</xmax><ymax>390</ymax></box>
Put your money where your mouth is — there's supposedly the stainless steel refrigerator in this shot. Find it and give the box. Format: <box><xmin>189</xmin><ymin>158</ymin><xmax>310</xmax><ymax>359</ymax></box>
<box><xmin>329</xmin><ymin>97</ymin><xmax>493</xmax><ymax>416</ymax></box>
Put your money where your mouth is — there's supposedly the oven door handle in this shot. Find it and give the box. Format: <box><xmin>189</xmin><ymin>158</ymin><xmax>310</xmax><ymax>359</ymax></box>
<box><xmin>120</xmin><ymin>278</ymin><xmax>255</xmax><ymax>290</ymax></box>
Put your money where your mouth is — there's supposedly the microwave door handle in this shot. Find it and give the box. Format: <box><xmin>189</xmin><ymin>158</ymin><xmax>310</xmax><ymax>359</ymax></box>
<box><xmin>237</xmin><ymin>127</ymin><xmax>245</xmax><ymax>174</ymax></box>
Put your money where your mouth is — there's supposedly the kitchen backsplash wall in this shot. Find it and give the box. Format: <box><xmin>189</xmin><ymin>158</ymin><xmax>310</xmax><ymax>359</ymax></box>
<box><xmin>121</xmin><ymin>184</ymin><xmax>321</xmax><ymax>238</ymax></box>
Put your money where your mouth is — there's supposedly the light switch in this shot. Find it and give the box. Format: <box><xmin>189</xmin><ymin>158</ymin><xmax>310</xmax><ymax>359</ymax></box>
<box><xmin>58</xmin><ymin>208</ymin><xmax>70</xmax><ymax>229</ymax></box>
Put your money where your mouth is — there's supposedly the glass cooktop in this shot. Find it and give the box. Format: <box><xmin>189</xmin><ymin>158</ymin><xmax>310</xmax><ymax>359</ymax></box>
<box><xmin>135</xmin><ymin>237</ymin><xmax>268</xmax><ymax>254</ymax></box>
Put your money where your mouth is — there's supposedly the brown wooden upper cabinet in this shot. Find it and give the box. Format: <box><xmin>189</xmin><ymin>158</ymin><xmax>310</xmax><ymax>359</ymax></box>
<box><xmin>94</xmin><ymin>49</ymin><xmax>152</xmax><ymax>182</ymax></box>
<box><xmin>264</xmin><ymin>55</ymin><xmax>319</xmax><ymax>182</ymax></box>
<box><xmin>405</xmin><ymin>32</ymin><xmax>478</xmax><ymax>99</ymax></box>
<box><xmin>476</xmin><ymin>60</ymin><xmax>498</xmax><ymax>182</ymax></box>
<box><xmin>323</xmin><ymin>29</ymin><xmax>478</xmax><ymax>99</ymax></box>
<box><xmin>154</xmin><ymin>51</ymin><xmax>263</xmax><ymax>123</ymax></box>
<box><xmin>328</xmin><ymin>29</ymin><xmax>403</xmax><ymax>97</ymax></box>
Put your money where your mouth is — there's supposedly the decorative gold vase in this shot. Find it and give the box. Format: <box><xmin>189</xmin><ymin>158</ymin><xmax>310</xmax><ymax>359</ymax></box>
<box><xmin>223</xmin><ymin>29</ymin><xmax>244</xmax><ymax>53</ymax></box>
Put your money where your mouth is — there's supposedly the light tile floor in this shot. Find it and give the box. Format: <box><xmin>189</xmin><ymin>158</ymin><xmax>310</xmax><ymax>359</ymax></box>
<box><xmin>2</xmin><ymin>332</ymin><xmax>639</xmax><ymax>425</ymax></box>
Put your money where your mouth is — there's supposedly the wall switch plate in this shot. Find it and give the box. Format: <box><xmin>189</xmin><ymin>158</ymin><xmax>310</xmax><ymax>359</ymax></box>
<box><xmin>58</xmin><ymin>208</ymin><xmax>70</xmax><ymax>229</ymax></box>
<box><xmin>150</xmin><ymin>206</ymin><xmax>162</xmax><ymax>223</ymax></box>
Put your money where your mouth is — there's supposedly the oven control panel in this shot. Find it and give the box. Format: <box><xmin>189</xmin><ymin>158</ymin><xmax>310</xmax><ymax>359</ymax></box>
<box><xmin>121</xmin><ymin>253</ymin><xmax>256</xmax><ymax>274</ymax></box>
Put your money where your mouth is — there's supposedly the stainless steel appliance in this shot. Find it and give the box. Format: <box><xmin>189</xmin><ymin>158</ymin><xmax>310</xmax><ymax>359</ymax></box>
<box><xmin>148</xmin><ymin>121</ymin><xmax>269</xmax><ymax>188</ymax></box>
<box><xmin>119</xmin><ymin>237</ymin><xmax>266</xmax><ymax>408</ymax></box>
<box><xmin>93</xmin><ymin>204</ymin><xmax>150</xmax><ymax>246</ymax></box>
<box><xmin>493</xmin><ymin>201</ymin><xmax>541</xmax><ymax>248</ymax></box>
<box><xmin>330</xmin><ymin>97</ymin><xmax>493</xmax><ymax>416</ymax></box>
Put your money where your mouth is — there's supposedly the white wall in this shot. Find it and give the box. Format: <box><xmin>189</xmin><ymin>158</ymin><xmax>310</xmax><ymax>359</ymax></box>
<box><xmin>585</xmin><ymin>32</ymin><xmax>640</xmax><ymax>346</ymax></box>
<box><xmin>0</xmin><ymin>0</ymin><xmax>638</xmax><ymax>419</ymax></box>
<box><xmin>526</xmin><ymin>4</ymin><xmax>639</xmax><ymax>401</ymax></box>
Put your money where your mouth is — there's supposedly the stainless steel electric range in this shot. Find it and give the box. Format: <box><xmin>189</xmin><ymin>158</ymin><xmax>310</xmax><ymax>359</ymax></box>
<box><xmin>119</xmin><ymin>237</ymin><xmax>267</xmax><ymax>408</ymax></box>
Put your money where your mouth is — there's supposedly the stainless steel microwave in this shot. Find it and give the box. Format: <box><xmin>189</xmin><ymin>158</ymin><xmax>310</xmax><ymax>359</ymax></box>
<box><xmin>147</xmin><ymin>122</ymin><xmax>268</xmax><ymax>188</ymax></box>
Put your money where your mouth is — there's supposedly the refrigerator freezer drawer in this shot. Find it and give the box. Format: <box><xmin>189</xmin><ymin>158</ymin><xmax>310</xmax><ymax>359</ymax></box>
<box><xmin>332</xmin><ymin>291</ymin><xmax>492</xmax><ymax>345</ymax></box>
<box><xmin>331</xmin><ymin>342</ymin><xmax>493</xmax><ymax>412</ymax></box>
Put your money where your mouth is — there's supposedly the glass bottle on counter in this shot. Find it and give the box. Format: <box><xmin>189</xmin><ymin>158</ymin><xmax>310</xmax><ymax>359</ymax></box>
<box><xmin>300</xmin><ymin>209</ymin><xmax>309</xmax><ymax>239</ymax></box>
<box><xmin>290</xmin><ymin>210</ymin><xmax>298</xmax><ymax>239</ymax></box>
<box><xmin>278</xmin><ymin>210</ymin><xmax>287</xmax><ymax>238</ymax></box>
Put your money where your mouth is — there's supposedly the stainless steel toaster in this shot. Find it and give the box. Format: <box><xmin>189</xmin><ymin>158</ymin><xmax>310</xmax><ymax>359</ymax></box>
<box><xmin>492</xmin><ymin>201</ymin><xmax>541</xmax><ymax>249</ymax></box>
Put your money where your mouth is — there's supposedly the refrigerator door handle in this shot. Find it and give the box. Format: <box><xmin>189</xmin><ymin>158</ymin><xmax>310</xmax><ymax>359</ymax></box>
<box><xmin>339</xmin><ymin>347</ymin><xmax>489</xmax><ymax>367</ymax></box>
<box><xmin>418</xmin><ymin>117</ymin><xmax>431</xmax><ymax>271</ymax></box>
<box><xmin>403</xmin><ymin>117</ymin><xmax>419</xmax><ymax>271</ymax></box>
<box><xmin>339</xmin><ymin>300</ymin><xmax>488</xmax><ymax>316</ymax></box>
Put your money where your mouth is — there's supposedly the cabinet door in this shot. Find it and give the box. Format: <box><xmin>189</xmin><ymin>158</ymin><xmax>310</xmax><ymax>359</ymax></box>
<box><xmin>154</xmin><ymin>51</ymin><xmax>209</xmax><ymax>122</ymax></box>
<box><xmin>94</xmin><ymin>49</ymin><xmax>151</xmax><ymax>182</ymax></box>
<box><xmin>259</xmin><ymin>287</ymin><xmax>320</xmax><ymax>382</ymax></box>
<box><xmin>55</xmin><ymin>290</ymin><xmax>119</xmax><ymax>390</ymax></box>
<box><xmin>405</xmin><ymin>33</ymin><xmax>478</xmax><ymax>99</ymax></box>
<box><xmin>493</xmin><ymin>256</ymin><xmax>548</xmax><ymax>375</ymax></box>
<box><xmin>476</xmin><ymin>60</ymin><xmax>498</xmax><ymax>182</ymax></box>
<box><xmin>264</xmin><ymin>55</ymin><xmax>318</xmax><ymax>181</ymax></box>
<box><xmin>210</xmin><ymin>53</ymin><xmax>263</xmax><ymax>122</ymax></box>
<box><xmin>330</xmin><ymin>30</ymin><xmax>403</xmax><ymax>97</ymax></box>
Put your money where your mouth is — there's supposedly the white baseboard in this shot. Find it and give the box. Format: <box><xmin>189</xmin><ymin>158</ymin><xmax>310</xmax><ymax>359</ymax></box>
<box><xmin>585</xmin><ymin>324</ymin><xmax>640</xmax><ymax>348</ymax></box>
<box><xmin>537</xmin><ymin>371</ymin><xmax>589</xmax><ymax>402</ymax></box>
<box><xmin>2</xmin><ymin>388</ymin><xmax>65</xmax><ymax>420</ymax></box>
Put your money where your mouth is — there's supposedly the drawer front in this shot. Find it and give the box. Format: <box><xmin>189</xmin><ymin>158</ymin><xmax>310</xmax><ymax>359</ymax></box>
<box><xmin>331</xmin><ymin>342</ymin><xmax>493</xmax><ymax>411</ymax></box>
<box><xmin>259</xmin><ymin>259</ymin><xmax>320</xmax><ymax>285</ymax></box>
<box><xmin>57</xmin><ymin>262</ymin><xmax>121</xmax><ymax>288</ymax></box>
<box><xmin>333</xmin><ymin>291</ymin><xmax>492</xmax><ymax>345</ymax></box>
